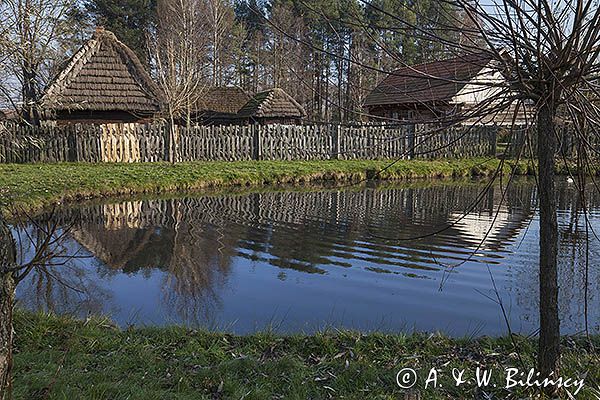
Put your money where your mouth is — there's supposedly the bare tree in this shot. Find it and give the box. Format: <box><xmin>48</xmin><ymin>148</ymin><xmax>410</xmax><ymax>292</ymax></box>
<box><xmin>0</xmin><ymin>0</ymin><xmax>79</xmax><ymax>124</ymax></box>
<box><xmin>455</xmin><ymin>0</ymin><xmax>600</xmax><ymax>383</ymax></box>
<box><xmin>150</xmin><ymin>0</ymin><xmax>209</xmax><ymax>161</ymax></box>
<box><xmin>0</xmin><ymin>211</ymin><xmax>76</xmax><ymax>398</ymax></box>
<box><xmin>205</xmin><ymin>0</ymin><xmax>237</xmax><ymax>86</ymax></box>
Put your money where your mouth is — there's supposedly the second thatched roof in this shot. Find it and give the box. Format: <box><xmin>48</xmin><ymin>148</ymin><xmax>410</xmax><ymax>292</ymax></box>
<box><xmin>237</xmin><ymin>88</ymin><xmax>306</xmax><ymax>119</ymax></box>
<box><xmin>195</xmin><ymin>86</ymin><xmax>251</xmax><ymax>114</ymax></box>
<box><xmin>41</xmin><ymin>27</ymin><xmax>163</xmax><ymax>116</ymax></box>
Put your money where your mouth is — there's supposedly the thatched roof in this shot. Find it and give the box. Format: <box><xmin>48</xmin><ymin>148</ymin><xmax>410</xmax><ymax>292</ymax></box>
<box><xmin>196</xmin><ymin>86</ymin><xmax>251</xmax><ymax>114</ymax></box>
<box><xmin>41</xmin><ymin>27</ymin><xmax>162</xmax><ymax>116</ymax></box>
<box><xmin>237</xmin><ymin>88</ymin><xmax>306</xmax><ymax>119</ymax></box>
<box><xmin>364</xmin><ymin>52</ymin><xmax>493</xmax><ymax>108</ymax></box>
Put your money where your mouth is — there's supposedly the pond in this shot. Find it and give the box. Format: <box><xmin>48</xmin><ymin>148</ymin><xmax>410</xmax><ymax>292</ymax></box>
<box><xmin>13</xmin><ymin>178</ymin><xmax>600</xmax><ymax>336</ymax></box>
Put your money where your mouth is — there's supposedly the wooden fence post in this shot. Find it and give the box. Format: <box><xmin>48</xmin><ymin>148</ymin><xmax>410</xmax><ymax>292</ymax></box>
<box><xmin>332</xmin><ymin>124</ymin><xmax>341</xmax><ymax>160</ymax></box>
<box><xmin>252</xmin><ymin>125</ymin><xmax>262</xmax><ymax>161</ymax></box>
<box><xmin>162</xmin><ymin>123</ymin><xmax>170</xmax><ymax>162</ymax></box>
<box><xmin>490</xmin><ymin>126</ymin><xmax>498</xmax><ymax>156</ymax></box>
<box><xmin>67</xmin><ymin>126</ymin><xmax>76</xmax><ymax>162</ymax></box>
<box><xmin>408</xmin><ymin>124</ymin><xmax>416</xmax><ymax>159</ymax></box>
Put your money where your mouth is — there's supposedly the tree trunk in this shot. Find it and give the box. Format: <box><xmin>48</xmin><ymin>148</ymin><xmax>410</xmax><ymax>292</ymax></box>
<box><xmin>167</xmin><ymin>115</ymin><xmax>178</xmax><ymax>164</ymax></box>
<box><xmin>0</xmin><ymin>218</ymin><xmax>16</xmax><ymax>400</ymax></box>
<box><xmin>537</xmin><ymin>102</ymin><xmax>560</xmax><ymax>382</ymax></box>
<box><xmin>20</xmin><ymin>0</ymin><xmax>40</xmax><ymax>127</ymax></box>
<box><xmin>22</xmin><ymin>64</ymin><xmax>40</xmax><ymax>126</ymax></box>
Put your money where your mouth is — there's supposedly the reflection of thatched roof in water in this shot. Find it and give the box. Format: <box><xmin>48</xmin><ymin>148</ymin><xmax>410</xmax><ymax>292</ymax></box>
<box><xmin>68</xmin><ymin>212</ymin><xmax>237</xmax><ymax>323</ymax></box>
<box><xmin>70</xmin><ymin>226</ymin><xmax>174</xmax><ymax>271</ymax></box>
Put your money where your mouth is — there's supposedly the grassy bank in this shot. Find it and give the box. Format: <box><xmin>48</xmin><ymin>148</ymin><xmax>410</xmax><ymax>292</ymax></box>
<box><xmin>0</xmin><ymin>158</ymin><xmax>533</xmax><ymax>214</ymax></box>
<box><xmin>13</xmin><ymin>311</ymin><xmax>599</xmax><ymax>400</ymax></box>
<box><xmin>8</xmin><ymin>159</ymin><xmax>599</xmax><ymax>400</ymax></box>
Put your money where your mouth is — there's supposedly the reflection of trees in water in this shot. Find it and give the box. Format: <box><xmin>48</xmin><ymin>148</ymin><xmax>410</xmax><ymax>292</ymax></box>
<box><xmin>501</xmin><ymin>183</ymin><xmax>600</xmax><ymax>334</ymax></box>
<box><xmin>14</xmin><ymin>225</ymin><xmax>111</xmax><ymax>317</ymax></box>
<box><xmin>17</xmin><ymin>263</ymin><xmax>111</xmax><ymax>317</ymax></box>
<box><xmin>162</xmin><ymin>200</ymin><xmax>242</xmax><ymax>325</ymax></box>
<box><xmin>556</xmin><ymin>186</ymin><xmax>600</xmax><ymax>333</ymax></box>
<box><xmin>21</xmin><ymin>180</ymin><xmax>600</xmax><ymax>330</ymax></box>
<box><xmin>47</xmin><ymin>199</ymin><xmax>245</xmax><ymax>325</ymax></box>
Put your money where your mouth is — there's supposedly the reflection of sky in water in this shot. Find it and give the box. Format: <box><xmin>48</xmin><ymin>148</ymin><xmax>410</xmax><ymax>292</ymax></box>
<box><xmin>13</xmin><ymin>179</ymin><xmax>600</xmax><ymax>336</ymax></box>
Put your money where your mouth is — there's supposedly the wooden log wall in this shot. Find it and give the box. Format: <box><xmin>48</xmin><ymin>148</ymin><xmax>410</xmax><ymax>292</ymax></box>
<box><xmin>0</xmin><ymin>122</ymin><xmax>498</xmax><ymax>163</ymax></box>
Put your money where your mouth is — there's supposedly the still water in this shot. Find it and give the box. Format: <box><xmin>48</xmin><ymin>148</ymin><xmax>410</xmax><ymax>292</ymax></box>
<box><xmin>14</xmin><ymin>178</ymin><xmax>600</xmax><ymax>336</ymax></box>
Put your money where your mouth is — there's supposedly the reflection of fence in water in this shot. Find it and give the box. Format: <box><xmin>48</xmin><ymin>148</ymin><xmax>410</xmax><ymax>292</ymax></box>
<box><xmin>51</xmin><ymin>184</ymin><xmax>539</xmax><ymax>260</ymax></box>
<box><xmin>101</xmin><ymin>201</ymin><xmax>144</xmax><ymax>229</ymax></box>
<box><xmin>21</xmin><ymin>182</ymin><xmax>600</xmax><ymax>332</ymax></box>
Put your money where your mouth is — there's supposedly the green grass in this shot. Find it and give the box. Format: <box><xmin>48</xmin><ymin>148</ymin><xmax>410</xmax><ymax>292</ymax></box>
<box><xmin>12</xmin><ymin>311</ymin><xmax>600</xmax><ymax>400</ymax></box>
<box><xmin>0</xmin><ymin>158</ymin><xmax>534</xmax><ymax>215</ymax></box>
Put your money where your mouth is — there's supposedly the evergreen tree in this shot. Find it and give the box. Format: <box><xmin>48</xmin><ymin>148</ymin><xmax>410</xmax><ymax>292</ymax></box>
<box><xmin>85</xmin><ymin>0</ymin><xmax>157</xmax><ymax>65</ymax></box>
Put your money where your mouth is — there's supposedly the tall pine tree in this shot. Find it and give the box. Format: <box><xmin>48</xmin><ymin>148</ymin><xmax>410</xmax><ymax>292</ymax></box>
<box><xmin>85</xmin><ymin>0</ymin><xmax>157</xmax><ymax>65</ymax></box>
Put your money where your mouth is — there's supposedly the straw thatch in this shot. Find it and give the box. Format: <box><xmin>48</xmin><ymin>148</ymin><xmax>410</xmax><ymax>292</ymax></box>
<box><xmin>237</xmin><ymin>88</ymin><xmax>306</xmax><ymax>121</ymax></box>
<box><xmin>197</xmin><ymin>86</ymin><xmax>251</xmax><ymax>114</ymax></box>
<box><xmin>41</xmin><ymin>27</ymin><xmax>162</xmax><ymax>121</ymax></box>
<box><xmin>192</xmin><ymin>86</ymin><xmax>251</xmax><ymax>125</ymax></box>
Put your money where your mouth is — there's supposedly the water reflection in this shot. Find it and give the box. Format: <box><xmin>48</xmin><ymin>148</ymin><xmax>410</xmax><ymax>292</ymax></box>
<box><xmin>14</xmin><ymin>179</ymin><xmax>600</xmax><ymax>335</ymax></box>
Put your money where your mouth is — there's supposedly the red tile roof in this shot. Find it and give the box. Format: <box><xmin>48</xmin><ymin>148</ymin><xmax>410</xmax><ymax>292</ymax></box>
<box><xmin>364</xmin><ymin>52</ymin><xmax>494</xmax><ymax>108</ymax></box>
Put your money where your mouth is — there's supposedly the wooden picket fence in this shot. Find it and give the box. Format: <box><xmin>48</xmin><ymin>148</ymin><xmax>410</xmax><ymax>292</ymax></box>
<box><xmin>0</xmin><ymin>122</ymin><xmax>497</xmax><ymax>163</ymax></box>
<box><xmin>503</xmin><ymin>124</ymin><xmax>599</xmax><ymax>159</ymax></box>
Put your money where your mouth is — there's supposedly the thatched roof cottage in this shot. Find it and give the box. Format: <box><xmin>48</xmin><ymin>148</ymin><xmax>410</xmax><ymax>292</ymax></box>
<box><xmin>41</xmin><ymin>27</ymin><xmax>163</xmax><ymax>124</ymax></box>
<box><xmin>192</xmin><ymin>86</ymin><xmax>251</xmax><ymax>125</ymax></box>
<box><xmin>236</xmin><ymin>88</ymin><xmax>306</xmax><ymax>125</ymax></box>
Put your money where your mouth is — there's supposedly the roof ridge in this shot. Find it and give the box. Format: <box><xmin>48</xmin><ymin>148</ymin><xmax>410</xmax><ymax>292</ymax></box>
<box><xmin>43</xmin><ymin>38</ymin><xmax>101</xmax><ymax>101</ymax></box>
<box><xmin>237</xmin><ymin>87</ymin><xmax>305</xmax><ymax>119</ymax></box>
<box><xmin>255</xmin><ymin>89</ymin><xmax>275</xmax><ymax>115</ymax></box>
<box><xmin>391</xmin><ymin>51</ymin><xmax>493</xmax><ymax>74</ymax></box>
